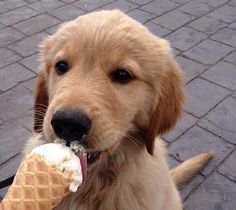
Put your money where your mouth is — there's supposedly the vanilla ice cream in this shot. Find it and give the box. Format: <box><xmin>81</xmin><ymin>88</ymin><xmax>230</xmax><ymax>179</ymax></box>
<box><xmin>31</xmin><ymin>143</ymin><xmax>83</xmax><ymax>192</ymax></box>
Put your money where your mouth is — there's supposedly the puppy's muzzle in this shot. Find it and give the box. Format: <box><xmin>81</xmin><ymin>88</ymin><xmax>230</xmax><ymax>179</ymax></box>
<box><xmin>51</xmin><ymin>109</ymin><xmax>91</xmax><ymax>146</ymax></box>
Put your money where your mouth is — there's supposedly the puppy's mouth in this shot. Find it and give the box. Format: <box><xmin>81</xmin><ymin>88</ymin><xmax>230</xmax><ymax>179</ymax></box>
<box><xmin>55</xmin><ymin>139</ymin><xmax>101</xmax><ymax>179</ymax></box>
<box><xmin>75</xmin><ymin>149</ymin><xmax>100</xmax><ymax>178</ymax></box>
<box><xmin>86</xmin><ymin>151</ymin><xmax>101</xmax><ymax>165</ymax></box>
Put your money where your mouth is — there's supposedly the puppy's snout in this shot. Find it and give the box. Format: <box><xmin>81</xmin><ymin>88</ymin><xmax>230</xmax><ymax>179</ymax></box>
<box><xmin>51</xmin><ymin>109</ymin><xmax>91</xmax><ymax>145</ymax></box>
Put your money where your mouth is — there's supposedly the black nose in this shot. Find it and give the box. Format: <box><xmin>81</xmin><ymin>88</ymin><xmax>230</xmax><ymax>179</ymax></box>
<box><xmin>51</xmin><ymin>109</ymin><xmax>91</xmax><ymax>144</ymax></box>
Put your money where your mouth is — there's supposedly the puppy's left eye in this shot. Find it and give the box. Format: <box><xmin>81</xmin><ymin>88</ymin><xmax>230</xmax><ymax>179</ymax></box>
<box><xmin>111</xmin><ymin>69</ymin><xmax>133</xmax><ymax>84</ymax></box>
<box><xmin>55</xmin><ymin>60</ymin><xmax>69</xmax><ymax>75</ymax></box>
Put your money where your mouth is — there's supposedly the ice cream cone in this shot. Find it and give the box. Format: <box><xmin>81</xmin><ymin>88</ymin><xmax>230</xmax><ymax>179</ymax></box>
<box><xmin>2</xmin><ymin>153</ymin><xmax>73</xmax><ymax>210</ymax></box>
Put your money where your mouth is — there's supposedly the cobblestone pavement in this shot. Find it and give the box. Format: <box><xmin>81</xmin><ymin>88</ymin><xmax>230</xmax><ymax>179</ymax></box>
<box><xmin>0</xmin><ymin>0</ymin><xmax>236</xmax><ymax>209</ymax></box>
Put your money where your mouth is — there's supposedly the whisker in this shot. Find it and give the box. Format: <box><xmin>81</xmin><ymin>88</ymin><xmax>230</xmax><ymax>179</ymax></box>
<box><xmin>34</xmin><ymin>109</ymin><xmax>46</xmax><ymax>114</ymax></box>
<box><xmin>34</xmin><ymin>122</ymin><xmax>44</xmax><ymax>126</ymax></box>
<box><xmin>105</xmin><ymin>129</ymin><xmax>141</xmax><ymax>149</ymax></box>
<box><xmin>35</xmin><ymin>103</ymin><xmax>48</xmax><ymax>108</ymax></box>
<box><xmin>34</xmin><ymin>110</ymin><xmax>46</xmax><ymax>114</ymax></box>
<box><xmin>34</xmin><ymin>113</ymin><xmax>46</xmax><ymax>118</ymax></box>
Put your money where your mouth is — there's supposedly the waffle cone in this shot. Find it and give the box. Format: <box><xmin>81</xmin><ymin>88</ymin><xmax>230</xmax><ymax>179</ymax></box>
<box><xmin>2</xmin><ymin>153</ymin><xmax>73</xmax><ymax>210</ymax></box>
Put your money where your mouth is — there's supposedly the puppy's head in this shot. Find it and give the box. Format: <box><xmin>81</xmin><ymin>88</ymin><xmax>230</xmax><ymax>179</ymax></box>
<box><xmin>34</xmin><ymin>10</ymin><xmax>185</xmax><ymax>167</ymax></box>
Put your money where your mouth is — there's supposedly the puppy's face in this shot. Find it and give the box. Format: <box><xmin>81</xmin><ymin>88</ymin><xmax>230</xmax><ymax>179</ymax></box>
<box><xmin>34</xmin><ymin>10</ymin><xmax>185</xmax><ymax>167</ymax></box>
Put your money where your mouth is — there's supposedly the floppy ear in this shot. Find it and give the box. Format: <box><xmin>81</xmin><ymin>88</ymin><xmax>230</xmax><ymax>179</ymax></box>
<box><xmin>145</xmin><ymin>57</ymin><xmax>185</xmax><ymax>154</ymax></box>
<box><xmin>33</xmin><ymin>34</ymin><xmax>54</xmax><ymax>132</ymax></box>
<box><xmin>33</xmin><ymin>67</ymin><xmax>48</xmax><ymax>132</ymax></box>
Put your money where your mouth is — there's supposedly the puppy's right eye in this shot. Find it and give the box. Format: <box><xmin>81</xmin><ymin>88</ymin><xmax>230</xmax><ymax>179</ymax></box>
<box><xmin>55</xmin><ymin>60</ymin><xmax>69</xmax><ymax>75</ymax></box>
<box><xmin>111</xmin><ymin>69</ymin><xmax>133</xmax><ymax>84</ymax></box>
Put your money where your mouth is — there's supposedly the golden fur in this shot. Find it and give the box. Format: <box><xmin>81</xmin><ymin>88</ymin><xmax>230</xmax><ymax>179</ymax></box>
<box><xmin>24</xmin><ymin>10</ymin><xmax>213</xmax><ymax>210</ymax></box>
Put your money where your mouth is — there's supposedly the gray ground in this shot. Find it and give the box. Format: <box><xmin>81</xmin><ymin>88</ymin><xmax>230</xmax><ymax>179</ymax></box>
<box><xmin>0</xmin><ymin>0</ymin><xmax>236</xmax><ymax>209</ymax></box>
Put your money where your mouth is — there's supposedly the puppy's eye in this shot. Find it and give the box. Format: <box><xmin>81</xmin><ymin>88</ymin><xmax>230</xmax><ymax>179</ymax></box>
<box><xmin>55</xmin><ymin>60</ymin><xmax>69</xmax><ymax>75</ymax></box>
<box><xmin>111</xmin><ymin>69</ymin><xmax>133</xmax><ymax>84</ymax></box>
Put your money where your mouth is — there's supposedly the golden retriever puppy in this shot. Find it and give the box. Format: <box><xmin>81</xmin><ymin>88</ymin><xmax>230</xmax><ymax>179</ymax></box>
<box><xmin>24</xmin><ymin>10</ymin><xmax>213</xmax><ymax>210</ymax></box>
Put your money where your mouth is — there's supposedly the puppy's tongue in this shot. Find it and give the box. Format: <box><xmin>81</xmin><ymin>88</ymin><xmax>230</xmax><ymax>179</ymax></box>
<box><xmin>75</xmin><ymin>150</ymin><xmax>87</xmax><ymax>180</ymax></box>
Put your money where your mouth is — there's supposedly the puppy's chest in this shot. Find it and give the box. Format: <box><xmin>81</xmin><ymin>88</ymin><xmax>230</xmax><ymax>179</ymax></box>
<box><xmin>69</xmin><ymin>193</ymin><xmax>145</xmax><ymax>210</ymax></box>
<box><xmin>64</xmin><ymin>182</ymin><xmax>150</xmax><ymax>210</ymax></box>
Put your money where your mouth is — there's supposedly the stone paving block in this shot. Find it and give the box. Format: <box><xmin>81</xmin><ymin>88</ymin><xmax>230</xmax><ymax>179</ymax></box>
<box><xmin>178</xmin><ymin>1</ymin><xmax>214</xmax><ymax>17</ymax></box>
<box><xmin>45</xmin><ymin>24</ymin><xmax>61</xmax><ymax>35</ymax></box>
<box><xmin>166</xmin><ymin>27</ymin><xmax>207</xmax><ymax>51</ymax></box>
<box><xmin>127</xmin><ymin>9</ymin><xmax>155</xmax><ymax>24</ymax></box>
<box><xmin>168</xmin><ymin>125</ymin><xmax>234</xmax><ymax>175</ymax></box>
<box><xmin>127</xmin><ymin>0</ymin><xmax>152</xmax><ymax>5</ymax></box>
<box><xmin>0</xmin><ymin>154</ymin><xmax>22</xmax><ymax>198</ymax></box>
<box><xmin>172</xmin><ymin>48</ymin><xmax>182</xmax><ymax>57</ymax></box>
<box><xmin>0</xmin><ymin>188</ymin><xmax>7</xmax><ymax>200</ymax></box>
<box><xmin>167</xmin><ymin>155</ymin><xmax>180</xmax><ymax>169</ymax></box>
<box><xmin>211</xmin><ymin>27</ymin><xmax>236</xmax><ymax>48</ymax></box>
<box><xmin>144</xmin><ymin>22</ymin><xmax>171</xmax><ymax>37</ymax></box>
<box><xmin>0</xmin><ymin>7</ymin><xmax>38</xmax><ymax>26</ymax></box>
<box><xmin>180</xmin><ymin>175</ymin><xmax>204</xmax><ymax>201</ymax></box>
<box><xmin>28</xmin><ymin>0</ymin><xmax>65</xmax><ymax>12</ymax></box>
<box><xmin>60</xmin><ymin>0</ymin><xmax>77</xmax><ymax>3</ymax></box>
<box><xmin>173</xmin><ymin>0</ymin><xmax>191</xmax><ymax>4</ymax></box>
<box><xmin>0</xmin><ymin>153</ymin><xmax>22</xmax><ymax>181</ymax></box>
<box><xmin>224</xmin><ymin>50</ymin><xmax>236</xmax><ymax>64</ymax></box>
<box><xmin>48</xmin><ymin>4</ymin><xmax>85</xmax><ymax>21</ymax></box>
<box><xmin>229</xmin><ymin>21</ymin><xmax>236</xmax><ymax>30</ymax></box>
<box><xmin>73</xmin><ymin>0</ymin><xmax>114</xmax><ymax>11</ymax></box>
<box><xmin>208</xmin><ymin>5</ymin><xmax>236</xmax><ymax>23</ymax></box>
<box><xmin>164</xmin><ymin>112</ymin><xmax>197</xmax><ymax>142</ymax></box>
<box><xmin>184</xmin><ymin>172</ymin><xmax>236</xmax><ymax>210</ymax></box>
<box><xmin>197</xmin><ymin>0</ymin><xmax>229</xmax><ymax>7</ymax></box>
<box><xmin>102</xmin><ymin>0</ymin><xmax>138</xmax><ymax>12</ymax></box>
<box><xmin>233</xmin><ymin>91</ymin><xmax>236</xmax><ymax>98</ymax></box>
<box><xmin>198</xmin><ymin>97</ymin><xmax>236</xmax><ymax>145</ymax></box>
<box><xmin>218</xmin><ymin>150</ymin><xmax>236</xmax><ymax>182</ymax></box>
<box><xmin>0</xmin><ymin>47</ymin><xmax>22</xmax><ymax>68</ymax></box>
<box><xmin>229</xmin><ymin>0</ymin><xmax>236</xmax><ymax>6</ymax></box>
<box><xmin>0</xmin><ymin>85</ymin><xmax>33</xmax><ymax>121</ymax></box>
<box><xmin>163</xmin><ymin>138</ymin><xmax>170</xmax><ymax>146</ymax></box>
<box><xmin>0</xmin><ymin>63</ymin><xmax>35</xmax><ymax>91</ymax></box>
<box><xmin>25</xmin><ymin>0</ymin><xmax>41</xmax><ymax>3</ymax></box>
<box><xmin>15</xmin><ymin>110</ymin><xmax>34</xmax><ymax>132</ymax></box>
<box><xmin>183</xmin><ymin>39</ymin><xmax>234</xmax><ymax>65</ymax></box>
<box><xmin>186</xmin><ymin>78</ymin><xmax>230</xmax><ymax>117</ymax></box>
<box><xmin>140</xmin><ymin>0</ymin><xmax>180</xmax><ymax>16</ymax></box>
<box><xmin>152</xmin><ymin>10</ymin><xmax>195</xmax><ymax>30</ymax></box>
<box><xmin>19</xmin><ymin>53</ymin><xmax>40</xmax><ymax>73</ymax></box>
<box><xmin>188</xmin><ymin>16</ymin><xmax>227</xmax><ymax>35</ymax></box>
<box><xmin>0</xmin><ymin>23</ymin><xmax>5</xmax><ymax>29</ymax></box>
<box><xmin>0</xmin><ymin>27</ymin><xmax>24</xmax><ymax>48</ymax></box>
<box><xmin>0</xmin><ymin>0</ymin><xmax>27</xmax><ymax>14</ymax></box>
<box><xmin>21</xmin><ymin>77</ymin><xmax>37</xmax><ymax>92</ymax></box>
<box><xmin>201</xmin><ymin>61</ymin><xmax>236</xmax><ymax>90</ymax></box>
<box><xmin>13</xmin><ymin>14</ymin><xmax>61</xmax><ymax>35</ymax></box>
<box><xmin>8</xmin><ymin>32</ymin><xmax>48</xmax><ymax>57</ymax></box>
<box><xmin>175</xmin><ymin>56</ymin><xmax>207</xmax><ymax>83</ymax></box>
<box><xmin>0</xmin><ymin>122</ymin><xmax>31</xmax><ymax>165</ymax></box>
